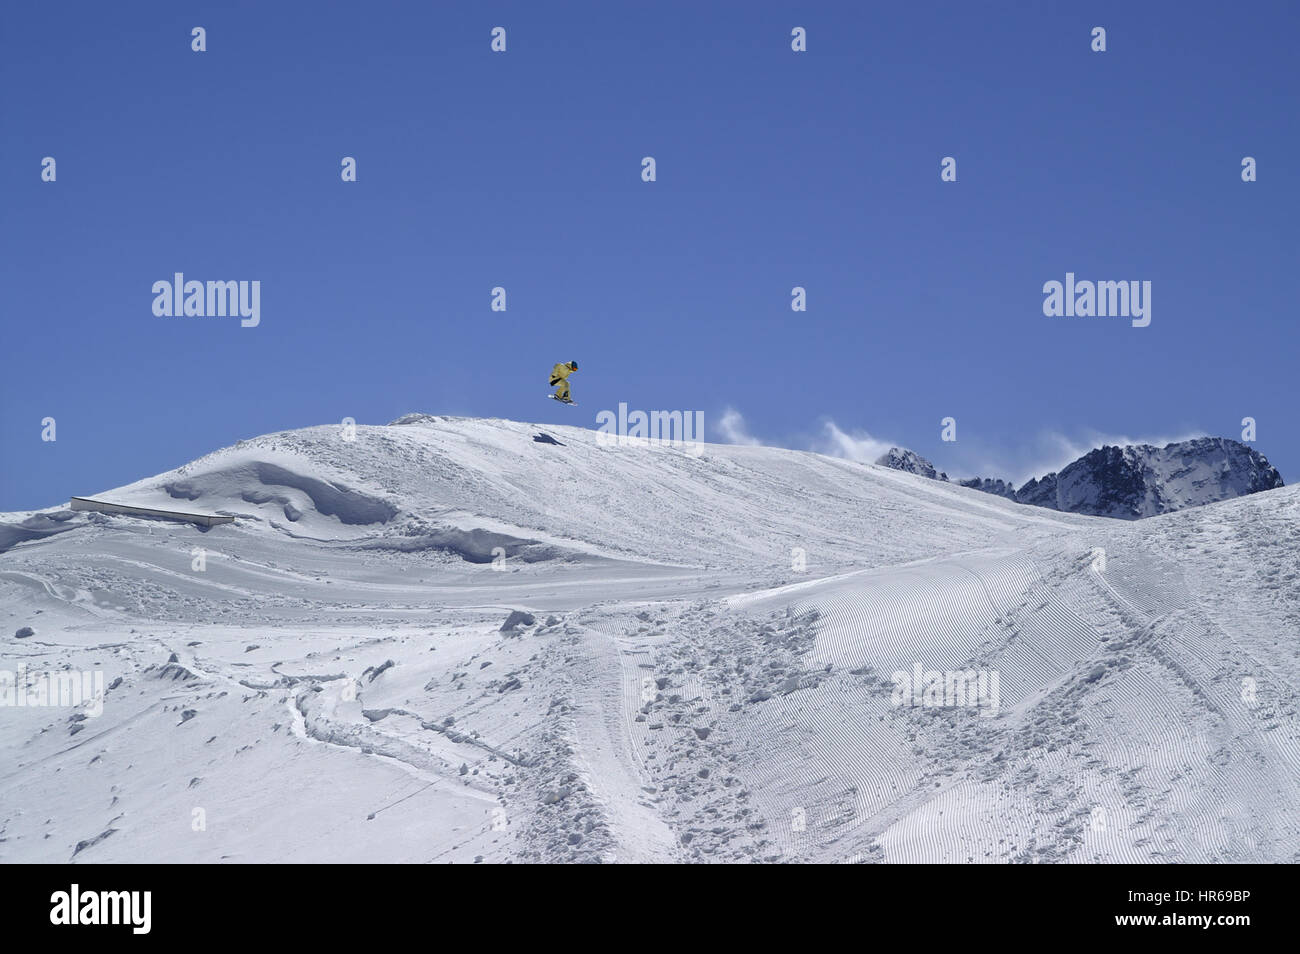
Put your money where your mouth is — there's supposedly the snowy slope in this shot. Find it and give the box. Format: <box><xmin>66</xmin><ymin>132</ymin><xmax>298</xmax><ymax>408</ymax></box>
<box><xmin>79</xmin><ymin>414</ymin><xmax>1093</xmax><ymax>569</ymax></box>
<box><xmin>1</xmin><ymin>416</ymin><xmax>1296</xmax><ymax>863</ymax></box>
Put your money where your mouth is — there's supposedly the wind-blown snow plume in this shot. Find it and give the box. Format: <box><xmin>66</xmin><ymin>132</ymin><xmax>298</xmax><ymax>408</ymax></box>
<box><xmin>813</xmin><ymin>420</ymin><xmax>895</xmax><ymax>464</ymax></box>
<box><xmin>716</xmin><ymin>407</ymin><xmax>762</xmax><ymax>446</ymax></box>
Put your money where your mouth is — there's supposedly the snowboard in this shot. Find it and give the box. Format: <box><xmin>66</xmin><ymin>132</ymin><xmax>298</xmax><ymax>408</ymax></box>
<box><xmin>547</xmin><ymin>394</ymin><xmax>578</xmax><ymax>406</ymax></box>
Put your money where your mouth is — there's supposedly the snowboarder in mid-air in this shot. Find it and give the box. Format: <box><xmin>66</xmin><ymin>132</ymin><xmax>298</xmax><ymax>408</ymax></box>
<box><xmin>548</xmin><ymin>360</ymin><xmax>578</xmax><ymax>405</ymax></box>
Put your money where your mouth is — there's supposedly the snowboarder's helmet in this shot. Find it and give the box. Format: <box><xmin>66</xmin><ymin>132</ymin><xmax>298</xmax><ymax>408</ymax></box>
<box><xmin>570</xmin><ymin>361</ymin><xmax>578</xmax><ymax>370</ymax></box>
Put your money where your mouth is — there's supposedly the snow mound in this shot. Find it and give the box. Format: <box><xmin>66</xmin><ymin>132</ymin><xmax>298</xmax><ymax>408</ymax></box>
<box><xmin>163</xmin><ymin>461</ymin><xmax>398</xmax><ymax>526</ymax></box>
<box><xmin>24</xmin><ymin>415</ymin><xmax>1101</xmax><ymax>567</ymax></box>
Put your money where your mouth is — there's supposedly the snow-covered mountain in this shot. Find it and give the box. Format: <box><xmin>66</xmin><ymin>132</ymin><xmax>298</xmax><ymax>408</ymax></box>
<box><xmin>1013</xmin><ymin>438</ymin><xmax>1284</xmax><ymax>519</ymax></box>
<box><xmin>873</xmin><ymin>447</ymin><xmax>948</xmax><ymax>482</ymax></box>
<box><xmin>876</xmin><ymin>437</ymin><xmax>1283</xmax><ymax>519</ymax></box>
<box><xmin>956</xmin><ymin>476</ymin><xmax>1017</xmax><ymax>499</ymax></box>
<box><xmin>2</xmin><ymin>416</ymin><xmax>1297</xmax><ymax>863</ymax></box>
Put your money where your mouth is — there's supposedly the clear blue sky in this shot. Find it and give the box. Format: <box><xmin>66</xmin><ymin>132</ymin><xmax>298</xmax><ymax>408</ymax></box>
<box><xmin>3</xmin><ymin>0</ymin><xmax>1296</xmax><ymax>510</ymax></box>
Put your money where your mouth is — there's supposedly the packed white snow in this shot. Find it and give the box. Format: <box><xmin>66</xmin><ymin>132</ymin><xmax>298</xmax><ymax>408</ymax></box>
<box><xmin>1</xmin><ymin>415</ymin><xmax>1296</xmax><ymax>862</ymax></box>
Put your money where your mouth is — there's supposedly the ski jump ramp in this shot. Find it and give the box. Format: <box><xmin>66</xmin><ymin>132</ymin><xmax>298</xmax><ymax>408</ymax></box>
<box><xmin>69</xmin><ymin>496</ymin><xmax>234</xmax><ymax>527</ymax></box>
